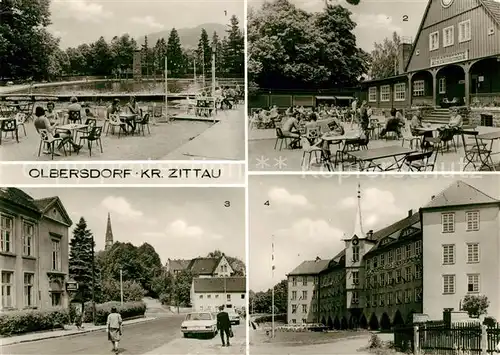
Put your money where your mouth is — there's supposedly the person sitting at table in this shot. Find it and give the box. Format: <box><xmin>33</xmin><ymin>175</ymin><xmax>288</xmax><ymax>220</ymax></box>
<box><xmin>125</xmin><ymin>96</ymin><xmax>139</xmax><ymax>132</ymax></box>
<box><xmin>85</xmin><ymin>108</ymin><xmax>95</xmax><ymax>118</ymax></box>
<box><xmin>282</xmin><ymin>112</ymin><xmax>301</xmax><ymax>149</ymax></box>
<box><xmin>380</xmin><ymin>108</ymin><xmax>404</xmax><ymax>139</ymax></box>
<box><xmin>410</xmin><ymin>110</ymin><xmax>433</xmax><ymax>149</ymax></box>
<box><xmin>107</xmin><ymin>99</ymin><xmax>120</xmax><ymax>119</ymax></box>
<box><xmin>221</xmin><ymin>87</ymin><xmax>233</xmax><ymax>110</ymax></box>
<box><xmin>45</xmin><ymin>102</ymin><xmax>57</xmax><ymax>124</ymax></box>
<box><xmin>447</xmin><ymin>107</ymin><xmax>463</xmax><ymax>131</ymax></box>
<box><xmin>67</xmin><ymin>96</ymin><xmax>85</xmax><ymax>119</ymax></box>
<box><xmin>34</xmin><ymin>106</ymin><xmax>82</xmax><ymax>154</ymax></box>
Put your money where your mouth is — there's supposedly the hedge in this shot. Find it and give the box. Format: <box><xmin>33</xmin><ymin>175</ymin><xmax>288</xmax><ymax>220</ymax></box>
<box><xmin>0</xmin><ymin>307</ymin><xmax>70</xmax><ymax>336</ymax></box>
<box><xmin>254</xmin><ymin>313</ymin><xmax>287</xmax><ymax>324</ymax></box>
<box><xmin>82</xmin><ymin>301</ymin><xmax>146</xmax><ymax>325</ymax></box>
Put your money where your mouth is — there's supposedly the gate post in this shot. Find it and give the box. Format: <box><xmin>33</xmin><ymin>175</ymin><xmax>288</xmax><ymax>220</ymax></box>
<box><xmin>413</xmin><ymin>325</ymin><xmax>419</xmax><ymax>355</ymax></box>
<box><xmin>481</xmin><ymin>324</ymin><xmax>487</xmax><ymax>355</ymax></box>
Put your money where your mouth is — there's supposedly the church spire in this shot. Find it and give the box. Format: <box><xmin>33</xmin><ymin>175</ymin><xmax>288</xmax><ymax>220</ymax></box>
<box><xmin>353</xmin><ymin>183</ymin><xmax>364</xmax><ymax>238</ymax></box>
<box><xmin>105</xmin><ymin>212</ymin><xmax>114</xmax><ymax>251</ymax></box>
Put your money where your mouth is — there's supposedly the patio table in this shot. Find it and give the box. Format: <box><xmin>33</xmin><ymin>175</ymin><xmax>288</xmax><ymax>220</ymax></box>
<box><xmin>347</xmin><ymin>146</ymin><xmax>416</xmax><ymax>171</ymax></box>
<box><xmin>474</xmin><ymin>131</ymin><xmax>500</xmax><ymax>171</ymax></box>
<box><xmin>58</xmin><ymin>123</ymin><xmax>88</xmax><ymax>141</ymax></box>
<box><xmin>119</xmin><ymin>113</ymin><xmax>138</xmax><ymax>134</ymax></box>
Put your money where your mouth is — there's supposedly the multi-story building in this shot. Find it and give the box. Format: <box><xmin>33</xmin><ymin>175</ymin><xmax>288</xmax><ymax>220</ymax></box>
<box><xmin>422</xmin><ymin>180</ymin><xmax>500</xmax><ymax>320</ymax></box>
<box><xmin>287</xmin><ymin>258</ymin><xmax>329</xmax><ymax>324</ymax></box>
<box><xmin>0</xmin><ymin>188</ymin><xmax>72</xmax><ymax>311</ymax></box>
<box><xmin>361</xmin><ymin>0</ymin><xmax>500</xmax><ymax>111</ymax></box>
<box><xmin>190</xmin><ymin>276</ymin><xmax>246</xmax><ymax>313</ymax></box>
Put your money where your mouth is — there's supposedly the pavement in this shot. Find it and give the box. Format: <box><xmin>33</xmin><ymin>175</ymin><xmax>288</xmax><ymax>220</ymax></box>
<box><xmin>2</xmin><ymin>314</ymin><xmax>186</xmax><ymax>354</ymax></box>
<box><xmin>248</xmin><ymin>120</ymin><xmax>500</xmax><ymax>172</ymax></box>
<box><xmin>162</xmin><ymin>105</ymin><xmax>245</xmax><ymax>161</ymax></box>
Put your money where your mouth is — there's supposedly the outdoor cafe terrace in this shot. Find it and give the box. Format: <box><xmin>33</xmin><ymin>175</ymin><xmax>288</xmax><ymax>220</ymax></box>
<box><xmin>248</xmin><ymin>108</ymin><xmax>500</xmax><ymax>172</ymax></box>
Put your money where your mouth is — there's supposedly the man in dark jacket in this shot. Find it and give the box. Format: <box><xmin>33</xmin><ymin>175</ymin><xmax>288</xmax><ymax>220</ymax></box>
<box><xmin>216</xmin><ymin>306</ymin><xmax>232</xmax><ymax>347</ymax></box>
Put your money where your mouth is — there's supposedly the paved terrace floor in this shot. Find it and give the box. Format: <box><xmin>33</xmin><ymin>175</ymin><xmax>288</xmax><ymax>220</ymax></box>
<box><xmin>0</xmin><ymin>106</ymin><xmax>244</xmax><ymax>161</ymax></box>
<box><xmin>249</xmin><ymin>122</ymin><xmax>500</xmax><ymax>172</ymax></box>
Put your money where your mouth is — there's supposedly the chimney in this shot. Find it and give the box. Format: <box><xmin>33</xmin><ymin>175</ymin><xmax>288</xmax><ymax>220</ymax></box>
<box><xmin>408</xmin><ymin>209</ymin><xmax>413</xmax><ymax>217</ymax></box>
<box><xmin>367</xmin><ymin>230</ymin><xmax>374</xmax><ymax>239</ymax></box>
<box><xmin>397</xmin><ymin>42</ymin><xmax>412</xmax><ymax>75</ymax></box>
<box><xmin>315</xmin><ymin>256</ymin><xmax>321</xmax><ymax>262</ymax></box>
<box><xmin>431</xmin><ymin>195</ymin><xmax>435</xmax><ymax>200</ymax></box>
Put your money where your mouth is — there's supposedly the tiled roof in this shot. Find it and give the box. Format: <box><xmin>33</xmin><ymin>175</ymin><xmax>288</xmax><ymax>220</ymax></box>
<box><xmin>481</xmin><ymin>0</ymin><xmax>500</xmax><ymax>25</ymax></box>
<box><xmin>33</xmin><ymin>197</ymin><xmax>58</xmax><ymax>212</ymax></box>
<box><xmin>423</xmin><ymin>181</ymin><xmax>499</xmax><ymax>209</ymax></box>
<box><xmin>371</xmin><ymin>212</ymin><xmax>420</xmax><ymax>240</ymax></box>
<box><xmin>288</xmin><ymin>259</ymin><xmax>330</xmax><ymax>276</ymax></box>
<box><xmin>188</xmin><ymin>257</ymin><xmax>220</xmax><ymax>275</ymax></box>
<box><xmin>0</xmin><ymin>188</ymin><xmax>39</xmax><ymax>212</ymax></box>
<box><xmin>192</xmin><ymin>277</ymin><xmax>246</xmax><ymax>293</ymax></box>
<box><xmin>168</xmin><ymin>259</ymin><xmax>191</xmax><ymax>271</ymax></box>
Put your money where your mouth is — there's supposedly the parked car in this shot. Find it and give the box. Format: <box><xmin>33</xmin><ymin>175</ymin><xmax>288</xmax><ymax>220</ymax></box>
<box><xmin>180</xmin><ymin>312</ymin><xmax>217</xmax><ymax>338</ymax></box>
<box><xmin>226</xmin><ymin>309</ymin><xmax>241</xmax><ymax>325</ymax></box>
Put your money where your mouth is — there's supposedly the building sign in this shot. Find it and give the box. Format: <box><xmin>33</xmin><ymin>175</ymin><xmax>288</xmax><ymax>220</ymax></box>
<box><xmin>133</xmin><ymin>50</ymin><xmax>142</xmax><ymax>80</ymax></box>
<box><xmin>66</xmin><ymin>281</ymin><xmax>78</xmax><ymax>291</ymax></box>
<box><xmin>430</xmin><ymin>51</ymin><xmax>468</xmax><ymax>67</ymax></box>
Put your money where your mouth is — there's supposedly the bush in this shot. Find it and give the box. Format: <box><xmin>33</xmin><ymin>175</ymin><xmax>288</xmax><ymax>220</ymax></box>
<box><xmin>484</xmin><ymin>316</ymin><xmax>496</xmax><ymax>327</ymax></box>
<box><xmin>368</xmin><ymin>334</ymin><xmax>383</xmax><ymax>349</ymax></box>
<box><xmin>83</xmin><ymin>301</ymin><xmax>146</xmax><ymax>325</ymax></box>
<box><xmin>0</xmin><ymin>307</ymin><xmax>70</xmax><ymax>336</ymax></box>
<box><xmin>159</xmin><ymin>293</ymin><xmax>170</xmax><ymax>305</ymax></box>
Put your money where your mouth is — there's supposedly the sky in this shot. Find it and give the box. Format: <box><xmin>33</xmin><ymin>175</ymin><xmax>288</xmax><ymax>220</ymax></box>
<box><xmin>23</xmin><ymin>187</ymin><xmax>245</xmax><ymax>263</ymax></box>
<box><xmin>48</xmin><ymin>0</ymin><xmax>245</xmax><ymax>48</ymax></box>
<box><xmin>249</xmin><ymin>174</ymin><xmax>500</xmax><ymax>292</ymax></box>
<box><xmin>249</xmin><ymin>0</ymin><xmax>428</xmax><ymax>53</ymax></box>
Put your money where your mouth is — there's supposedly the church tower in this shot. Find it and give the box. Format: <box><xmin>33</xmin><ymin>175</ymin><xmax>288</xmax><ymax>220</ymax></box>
<box><xmin>105</xmin><ymin>212</ymin><xmax>114</xmax><ymax>251</ymax></box>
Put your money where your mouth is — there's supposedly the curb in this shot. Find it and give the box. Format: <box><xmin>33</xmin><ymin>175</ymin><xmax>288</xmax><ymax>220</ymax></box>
<box><xmin>1</xmin><ymin>317</ymin><xmax>157</xmax><ymax>346</ymax></box>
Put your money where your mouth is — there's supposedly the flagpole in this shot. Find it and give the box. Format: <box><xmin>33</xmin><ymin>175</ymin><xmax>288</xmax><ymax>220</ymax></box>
<box><xmin>271</xmin><ymin>235</ymin><xmax>275</xmax><ymax>338</ymax></box>
<box><xmin>164</xmin><ymin>56</ymin><xmax>168</xmax><ymax>122</ymax></box>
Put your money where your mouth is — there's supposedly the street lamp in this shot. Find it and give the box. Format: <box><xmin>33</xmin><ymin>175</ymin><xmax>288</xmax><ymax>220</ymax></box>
<box><xmin>91</xmin><ymin>235</ymin><xmax>96</xmax><ymax>325</ymax></box>
<box><xmin>164</xmin><ymin>56</ymin><xmax>169</xmax><ymax>122</ymax></box>
<box><xmin>271</xmin><ymin>235</ymin><xmax>275</xmax><ymax>338</ymax></box>
<box><xmin>120</xmin><ymin>267</ymin><xmax>124</xmax><ymax>306</ymax></box>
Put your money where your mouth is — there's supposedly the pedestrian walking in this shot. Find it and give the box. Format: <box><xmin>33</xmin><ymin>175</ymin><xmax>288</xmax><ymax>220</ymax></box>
<box><xmin>106</xmin><ymin>307</ymin><xmax>123</xmax><ymax>353</ymax></box>
<box><xmin>216</xmin><ymin>306</ymin><xmax>232</xmax><ymax>347</ymax></box>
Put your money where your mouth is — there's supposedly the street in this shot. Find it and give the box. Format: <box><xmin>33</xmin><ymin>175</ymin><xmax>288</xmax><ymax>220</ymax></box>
<box><xmin>3</xmin><ymin>315</ymin><xmax>246</xmax><ymax>355</ymax></box>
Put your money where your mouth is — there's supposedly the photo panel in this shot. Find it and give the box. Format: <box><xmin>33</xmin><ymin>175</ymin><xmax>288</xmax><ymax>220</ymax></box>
<box><xmin>247</xmin><ymin>0</ymin><xmax>500</xmax><ymax>172</ymax></box>
<box><xmin>249</xmin><ymin>174</ymin><xmax>500</xmax><ymax>354</ymax></box>
<box><xmin>1</xmin><ymin>186</ymin><xmax>246</xmax><ymax>354</ymax></box>
<box><xmin>0</xmin><ymin>0</ymin><xmax>245</xmax><ymax>162</ymax></box>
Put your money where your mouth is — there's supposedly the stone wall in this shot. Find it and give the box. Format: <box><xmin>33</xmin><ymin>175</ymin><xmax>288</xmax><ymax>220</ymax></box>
<box><xmin>470</xmin><ymin>108</ymin><xmax>500</xmax><ymax>127</ymax></box>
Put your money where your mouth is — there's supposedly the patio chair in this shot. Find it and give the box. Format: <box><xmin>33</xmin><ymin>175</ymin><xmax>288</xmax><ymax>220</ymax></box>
<box><xmin>436</xmin><ymin>127</ymin><xmax>457</xmax><ymax>154</ymax></box>
<box><xmin>68</xmin><ymin>110</ymin><xmax>82</xmax><ymax>124</ymax></box>
<box><xmin>15</xmin><ymin>112</ymin><xmax>27</xmax><ymax>136</ymax></box>
<box><xmin>77</xmin><ymin>118</ymin><xmax>97</xmax><ymax>137</ymax></box>
<box><xmin>79</xmin><ymin>126</ymin><xmax>103</xmax><ymax>157</ymax></box>
<box><xmin>274</xmin><ymin>127</ymin><xmax>290</xmax><ymax>151</ymax></box>
<box><xmin>106</xmin><ymin>114</ymin><xmax>126</xmax><ymax>137</ymax></box>
<box><xmin>460</xmin><ymin>130</ymin><xmax>493</xmax><ymax>171</ymax></box>
<box><xmin>137</xmin><ymin>114</ymin><xmax>151</xmax><ymax>135</ymax></box>
<box><xmin>37</xmin><ymin>129</ymin><xmax>66</xmax><ymax>160</ymax></box>
<box><xmin>300</xmin><ymin>138</ymin><xmax>331</xmax><ymax>172</ymax></box>
<box><xmin>305</xmin><ymin>126</ymin><xmax>321</xmax><ymax>144</ymax></box>
<box><xmin>0</xmin><ymin>118</ymin><xmax>19</xmax><ymax>144</ymax></box>
<box><xmin>404</xmin><ymin>150</ymin><xmax>437</xmax><ymax>172</ymax></box>
<box><xmin>401</xmin><ymin>121</ymin><xmax>421</xmax><ymax>150</ymax></box>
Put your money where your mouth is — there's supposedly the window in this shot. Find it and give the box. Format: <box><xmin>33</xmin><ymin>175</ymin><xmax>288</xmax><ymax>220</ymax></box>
<box><xmin>413</xmin><ymin>80</ymin><xmax>425</xmax><ymax>97</ymax></box>
<box><xmin>387</xmin><ymin>293</ymin><xmax>393</xmax><ymax>305</ymax></box>
<box><xmin>51</xmin><ymin>292</ymin><xmax>62</xmax><ymax>307</ymax></box>
<box><xmin>388</xmin><ymin>271</ymin><xmax>394</xmax><ymax>284</ymax></box>
<box><xmin>292</xmin><ymin>304</ymin><xmax>297</xmax><ymax>313</ymax></box>
<box><xmin>292</xmin><ymin>277</ymin><xmax>297</xmax><ymax>286</ymax></box>
<box><xmin>379</xmin><ymin>293</ymin><xmax>384</xmax><ymax>306</ymax></box>
<box><xmin>200</xmin><ymin>305</ymin><xmax>204</xmax><ymax>311</ymax></box>
<box><xmin>467</xmin><ymin>243</ymin><xmax>479</xmax><ymax>263</ymax></box>
<box><xmin>458</xmin><ymin>20</ymin><xmax>471</xmax><ymax>42</ymax></box>
<box><xmin>302</xmin><ymin>304</ymin><xmax>307</xmax><ymax>313</ymax></box>
<box><xmin>199</xmin><ymin>294</ymin><xmax>203</xmax><ymax>299</ymax></box>
<box><xmin>443</xmin><ymin>275</ymin><xmax>455</xmax><ymax>294</ymax></box>
<box><xmin>429</xmin><ymin>31</ymin><xmax>439</xmax><ymax>51</ymax></box>
<box><xmin>352</xmin><ymin>245</ymin><xmax>360</xmax><ymax>262</ymax></box>
<box><xmin>442</xmin><ymin>244</ymin><xmax>455</xmax><ymax>265</ymax></box>
<box><xmin>439</xmin><ymin>78</ymin><xmax>446</xmax><ymax>94</ymax></box>
<box><xmin>394</xmin><ymin>83</ymin><xmax>406</xmax><ymax>101</ymax></box>
<box><xmin>405</xmin><ymin>267</ymin><xmax>412</xmax><ymax>282</ymax></box>
<box><xmin>1</xmin><ymin>271</ymin><xmax>13</xmax><ymax>308</ymax></box>
<box><xmin>467</xmin><ymin>274</ymin><xmax>480</xmax><ymax>293</ymax></box>
<box><xmin>291</xmin><ymin>319</ymin><xmax>297</xmax><ymax>324</ymax></box>
<box><xmin>388</xmin><ymin>250</ymin><xmax>394</xmax><ymax>264</ymax></box>
<box><xmin>302</xmin><ymin>290</ymin><xmax>307</xmax><ymax>300</ymax></box>
<box><xmin>373</xmin><ymin>255</ymin><xmax>378</xmax><ymax>268</ymax></box>
<box><xmin>368</xmin><ymin>87</ymin><xmax>377</xmax><ymax>102</ymax></box>
<box><xmin>227</xmin><ymin>294</ymin><xmax>231</xmax><ymax>301</ymax></box>
<box><xmin>302</xmin><ymin>318</ymin><xmax>307</xmax><ymax>324</ymax></box>
<box><xmin>415</xmin><ymin>265</ymin><xmax>422</xmax><ymax>279</ymax></box>
<box><xmin>1</xmin><ymin>215</ymin><xmax>13</xmax><ymax>253</ymax></box>
<box><xmin>241</xmin><ymin>294</ymin><xmax>245</xmax><ymax>299</ymax></box>
<box><xmin>443</xmin><ymin>26</ymin><xmax>454</xmax><ymax>47</ymax></box>
<box><xmin>379</xmin><ymin>254</ymin><xmax>385</xmax><ymax>266</ymax></box>
<box><xmin>352</xmin><ymin>291</ymin><xmax>359</xmax><ymax>304</ymax></box>
<box><xmin>352</xmin><ymin>271</ymin><xmax>359</xmax><ymax>285</ymax></box>
<box><xmin>215</xmin><ymin>294</ymin><xmax>219</xmax><ymax>298</ymax></box>
<box><xmin>405</xmin><ymin>244</ymin><xmax>412</xmax><ymax>259</ymax></box>
<box><xmin>380</xmin><ymin>85</ymin><xmax>390</xmax><ymax>102</ymax></box>
<box><xmin>396</xmin><ymin>248</ymin><xmax>402</xmax><ymax>262</ymax></box>
<box><xmin>52</xmin><ymin>240</ymin><xmax>61</xmax><ymax>271</ymax></box>
<box><xmin>22</xmin><ymin>222</ymin><xmax>34</xmax><ymax>256</ymax></box>
<box><xmin>303</xmin><ymin>277</ymin><xmax>308</xmax><ymax>286</ymax></box>
<box><xmin>466</xmin><ymin>211</ymin><xmax>480</xmax><ymax>231</ymax></box>
<box><xmin>442</xmin><ymin>213</ymin><xmax>455</xmax><ymax>233</ymax></box>
<box><xmin>24</xmin><ymin>273</ymin><xmax>34</xmax><ymax>307</ymax></box>
<box><xmin>396</xmin><ymin>269</ymin><xmax>402</xmax><ymax>283</ymax></box>
<box><xmin>291</xmin><ymin>291</ymin><xmax>297</xmax><ymax>300</ymax></box>
<box><xmin>415</xmin><ymin>241</ymin><xmax>422</xmax><ymax>255</ymax></box>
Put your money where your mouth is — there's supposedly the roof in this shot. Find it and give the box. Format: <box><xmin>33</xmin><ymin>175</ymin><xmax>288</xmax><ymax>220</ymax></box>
<box><xmin>0</xmin><ymin>188</ymin><xmax>40</xmax><ymax>213</ymax></box>
<box><xmin>168</xmin><ymin>259</ymin><xmax>191</xmax><ymax>270</ymax></box>
<box><xmin>481</xmin><ymin>0</ymin><xmax>500</xmax><ymax>25</ymax></box>
<box><xmin>32</xmin><ymin>197</ymin><xmax>57</xmax><ymax>211</ymax></box>
<box><xmin>288</xmin><ymin>259</ymin><xmax>330</xmax><ymax>276</ymax></box>
<box><xmin>192</xmin><ymin>277</ymin><xmax>246</xmax><ymax>293</ymax></box>
<box><xmin>188</xmin><ymin>257</ymin><xmax>220</xmax><ymax>275</ymax></box>
<box><xmin>371</xmin><ymin>212</ymin><xmax>420</xmax><ymax>240</ymax></box>
<box><xmin>422</xmin><ymin>180</ymin><xmax>499</xmax><ymax>209</ymax></box>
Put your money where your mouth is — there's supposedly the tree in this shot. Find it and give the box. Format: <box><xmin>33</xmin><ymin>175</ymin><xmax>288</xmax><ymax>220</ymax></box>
<box><xmin>197</xmin><ymin>28</ymin><xmax>211</xmax><ymax>78</ymax></box>
<box><xmin>173</xmin><ymin>270</ymin><xmax>193</xmax><ymax>307</ymax></box>
<box><xmin>249</xmin><ymin>279</ymin><xmax>287</xmax><ymax>314</ymax></box>
<box><xmin>370</xmin><ymin>32</ymin><xmax>401</xmax><ymax>80</ymax></box>
<box><xmin>100</xmin><ymin>242</ymin><xmax>145</xmax><ymax>286</ymax></box>
<box><xmin>151</xmin><ymin>271</ymin><xmax>174</xmax><ymax>302</ymax></box>
<box><xmin>462</xmin><ymin>295</ymin><xmax>490</xmax><ymax>318</ymax></box>
<box><xmin>154</xmin><ymin>38</ymin><xmax>168</xmax><ymax>73</ymax></box>
<box><xmin>101</xmin><ymin>279</ymin><xmax>146</xmax><ymax>302</ymax></box>
<box><xmin>110</xmin><ymin>34</ymin><xmax>137</xmax><ymax>77</ymax></box>
<box><xmin>137</xmin><ymin>243</ymin><xmax>163</xmax><ymax>296</ymax></box>
<box><xmin>222</xmin><ymin>15</ymin><xmax>244</xmax><ymax>77</ymax></box>
<box><xmin>69</xmin><ymin>218</ymin><xmax>95</xmax><ymax>306</ymax></box>
<box><xmin>211</xmin><ymin>31</ymin><xmax>224</xmax><ymax>76</ymax></box>
<box><xmin>90</xmin><ymin>36</ymin><xmax>113</xmax><ymax>75</ymax></box>
<box><xmin>166</xmin><ymin>28</ymin><xmax>184</xmax><ymax>76</ymax></box>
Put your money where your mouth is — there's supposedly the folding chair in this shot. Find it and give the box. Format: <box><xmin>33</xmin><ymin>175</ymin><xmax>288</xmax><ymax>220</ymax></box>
<box><xmin>404</xmin><ymin>149</ymin><xmax>437</xmax><ymax>172</ymax></box>
<box><xmin>460</xmin><ymin>130</ymin><xmax>494</xmax><ymax>171</ymax></box>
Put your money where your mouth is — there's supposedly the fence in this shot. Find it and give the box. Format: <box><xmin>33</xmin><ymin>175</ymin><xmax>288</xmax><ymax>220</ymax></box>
<box><xmin>394</xmin><ymin>322</ymin><xmax>500</xmax><ymax>355</ymax></box>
